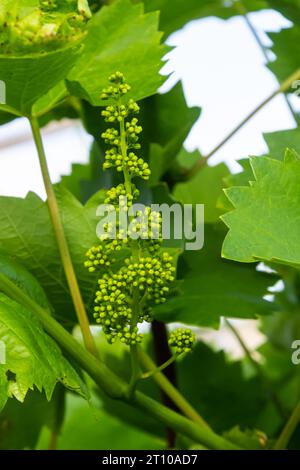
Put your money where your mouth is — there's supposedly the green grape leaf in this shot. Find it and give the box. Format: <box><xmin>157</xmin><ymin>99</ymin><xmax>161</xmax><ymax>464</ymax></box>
<box><xmin>176</xmin><ymin>342</ymin><xmax>268</xmax><ymax>433</ymax></box>
<box><xmin>154</xmin><ymin>225</ymin><xmax>275</xmax><ymax>328</ymax></box>
<box><xmin>263</xmin><ymin>128</ymin><xmax>300</xmax><ymax>159</ymax></box>
<box><xmin>0</xmin><ymin>43</ymin><xmax>80</xmax><ymax>116</ymax></box>
<box><xmin>0</xmin><ymin>387</ymin><xmax>64</xmax><ymax>450</ymax></box>
<box><xmin>142</xmin><ymin>0</ymin><xmax>267</xmax><ymax>37</ymax></box>
<box><xmin>222</xmin><ymin>150</ymin><xmax>300</xmax><ymax>267</ymax></box>
<box><xmin>270</xmin><ymin>0</ymin><xmax>300</xmax><ymax>22</ymax></box>
<box><xmin>32</xmin><ymin>81</ymin><xmax>69</xmax><ymax>118</ymax></box>
<box><xmin>217</xmin><ymin>159</ymin><xmax>254</xmax><ymax>213</ymax></box>
<box><xmin>141</xmin><ymin>82</ymin><xmax>201</xmax><ymax>182</ymax></box>
<box><xmin>67</xmin><ymin>0</ymin><xmax>167</xmax><ymax>105</ymax></box>
<box><xmin>88</xmin><ymin>331</ymin><xmax>165</xmax><ymax>438</ymax></box>
<box><xmin>37</xmin><ymin>392</ymin><xmax>164</xmax><ymax>450</ymax></box>
<box><xmin>173</xmin><ymin>162</ymin><xmax>228</xmax><ymax>223</ymax></box>
<box><xmin>0</xmin><ymin>187</ymin><xmax>102</xmax><ymax>325</ymax></box>
<box><xmin>0</xmin><ymin>110</ymin><xmax>16</xmax><ymax>126</ymax></box>
<box><xmin>0</xmin><ymin>253</ymin><xmax>51</xmax><ymax>311</ymax></box>
<box><xmin>176</xmin><ymin>148</ymin><xmax>204</xmax><ymax>169</ymax></box>
<box><xmin>60</xmin><ymin>141</ymin><xmax>106</xmax><ymax>204</ymax></box>
<box><xmin>223</xmin><ymin>426</ymin><xmax>267</xmax><ymax>450</ymax></box>
<box><xmin>267</xmin><ymin>26</ymin><xmax>300</xmax><ymax>83</ymax></box>
<box><xmin>255</xmin><ymin>336</ymin><xmax>300</xmax><ymax>438</ymax></box>
<box><xmin>0</xmin><ymin>293</ymin><xmax>87</xmax><ymax>410</ymax></box>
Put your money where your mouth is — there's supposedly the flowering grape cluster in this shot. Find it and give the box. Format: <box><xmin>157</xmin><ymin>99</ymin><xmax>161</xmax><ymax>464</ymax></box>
<box><xmin>168</xmin><ymin>329</ymin><xmax>196</xmax><ymax>354</ymax></box>
<box><xmin>84</xmin><ymin>72</ymin><xmax>176</xmax><ymax>345</ymax></box>
<box><xmin>101</xmin><ymin>100</ymin><xmax>140</xmax><ymax>123</ymax></box>
<box><xmin>100</xmin><ymin>71</ymin><xmax>131</xmax><ymax>100</ymax></box>
<box><xmin>84</xmin><ymin>244</ymin><xmax>112</xmax><ymax>273</ymax></box>
<box><xmin>123</xmin><ymin>254</ymin><xmax>175</xmax><ymax>301</ymax></box>
<box><xmin>104</xmin><ymin>183</ymin><xmax>140</xmax><ymax>207</ymax></box>
<box><xmin>100</xmin><ymin>72</ymin><xmax>151</xmax><ymax>180</ymax></box>
<box><xmin>92</xmin><ymin>253</ymin><xmax>175</xmax><ymax>345</ymax></box>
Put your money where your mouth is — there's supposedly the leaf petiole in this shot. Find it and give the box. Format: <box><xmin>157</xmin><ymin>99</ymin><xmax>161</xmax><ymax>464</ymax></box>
<box><xmin>29</xmin><ymin>116</ymin><xmax>98</xmax><ymax>358</ymax></box>
<box><xmin>141</xmin><ymin>353</ymin><xmax>179</xmax><ymax>379</ymax></box>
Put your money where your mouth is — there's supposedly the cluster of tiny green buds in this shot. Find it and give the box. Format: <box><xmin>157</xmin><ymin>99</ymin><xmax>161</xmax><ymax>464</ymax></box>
<box><xmin>84</xmin><ymin>236</ymin><xmax>130</xmax><ymax>273</ymax></box>
<box><xmin>100</xmin><ymin>72</ymin><xmax>151</xmax><ymax>180</ymax></box>
<box><xmin>100</xmin><ymin>72</ymin><xmax>131</xmax><ymax>100</ymax></box>
<box><xmin>0</xmin><ymin>2</ymin><xmax>87</xmax><ymax>54</ymax></box>
<box><xmin>104</xmin><ymin>183</ymin><xmax>140</xmax><ymax>207</ymax></box>
<box><xmin>124</xmin><ymin>253</ymin><xmax>175</xmax><ymax>303</ymax></box>
<box><xmin>92</xmin><ymin>252</ymin><xmax>175</xmax><ymax>344</ymax></box>
<box><xmin>127</xmin><ymin>208</ymin><xmax>163</xmax><ymax>254</ymax></box>
<box><xmin>84</xmin><ymin>245</ymin><xmax>111</xmax><ymax>273</ymax></box>
<box><xmin>101</xmin><ymin>100</ymin><xmax>140</xmax><ymax>123</ymax></box>
<box><xmin>84</xmin><ymin>73</ymin><xmax>176</xmax><ymax>346</ymax></box>
<box><xmin>124</xmin><ymin>151</ymin><xmax>151</xmax><ymax>179</ymax></box>
<box><xmin>102</xmin><ymin>146</ymin><xmax>150</xmax><ymax>179</ymax></box>
<box><xmin>168</xmin><ymin>329</ymin><xmax>196</xmax><ymax>354</ymax></box>
<box><xmin>94</xmin><ymin>271</ymin><xmax>144</xmax><ymax>345</ymax></box>
<box><xmin>102</xmin><ymin>129</ymin><xmax>120</xmax><ymax>147</ymax></box>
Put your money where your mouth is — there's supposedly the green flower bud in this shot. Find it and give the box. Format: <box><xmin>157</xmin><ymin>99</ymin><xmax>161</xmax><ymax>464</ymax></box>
<box><xmin>168</xmin><ymin>329</ymin><xmax>196</xmax><ymax>354</ymax></box>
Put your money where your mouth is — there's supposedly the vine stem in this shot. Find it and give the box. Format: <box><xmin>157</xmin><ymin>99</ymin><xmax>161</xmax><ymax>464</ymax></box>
<box><xmin>185</xmin><ymin>67</ymin><xmax>300</xmax><ymax>179</ymax></box>
<box><xmin>274</xmin><ymin>399</ymin><xmax>300</xmax><ymax>450</ymax></box>
<box><xmin>141</xmin><ymin>353</ymin><xmax>178</xmax><ymax>379</ymax></box>
<box><xmin>132</xmin><ymin>392</ymin><xmax>239</xmax><ymax>450</ymax></box>
<box><xmin>118</xmin><ymin>106</ymin><xmax>142</xmax><ymax>395</ymax></box>
<box><xmin>127</xmin><ymin>290</ymin><xmax>142</xmax><ymax>397</ymax></box>
<box><xmin>29</xmin><ymin>116</ymin><xmax>98</xmax><ymax>358</ymax></box>
<box><xmin>0</xmin><ymin>273</ymin><xmax>241</xmax><ymax>450</ymax></box>
<box><xmin>137</xmin><ymin>348</ymin><xmax>211</xmax><ymax>430</ymax></box>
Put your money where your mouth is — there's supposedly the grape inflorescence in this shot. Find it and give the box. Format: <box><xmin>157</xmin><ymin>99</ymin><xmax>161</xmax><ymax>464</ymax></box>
<box><xmin>85</xmin><ymin>72</ymin><xmax>194</xmax><ymax>351</ymax></box>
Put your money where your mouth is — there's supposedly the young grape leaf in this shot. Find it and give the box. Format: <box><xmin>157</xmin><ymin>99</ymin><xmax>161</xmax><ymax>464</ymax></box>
<box><xmin>222</xmin><ymin>150</ymin><xmax>300</xmax><ymax>267</ymax></box>
<box><xmin>173</xmin><ymin>162</ymin><xmax>228</xmax><ymax>223</ymax></box>
<box><xmin>217</xmin><ymin>159</ymin><xmax>254</xmax><ymax>213</ymax></box>
<box><xmin>0</xmin><ymin>293</ymin><xmax>87</xmax><ymax>410</ymax></box>
<box><xmin>154</xmin><ymin>224</ymin><xmax>275</xmax><ymax>328</ymax></box>
<box><xmin>263</xmin><ymin>128</ymin><xmax>300</xmax><ymax>159</ymax></box>
<box><xmin>67</xmin><ymin>0</ymin><xmax>167</xmax><ymax>105</ymax></box>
